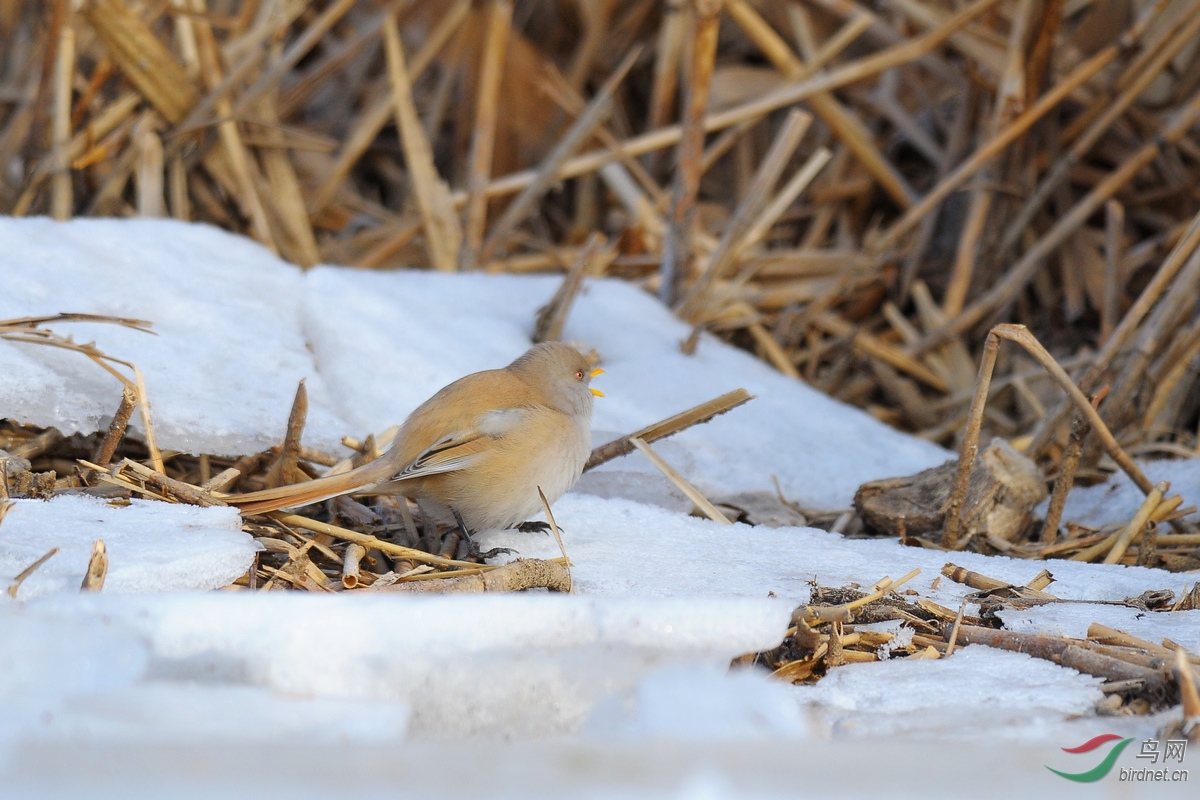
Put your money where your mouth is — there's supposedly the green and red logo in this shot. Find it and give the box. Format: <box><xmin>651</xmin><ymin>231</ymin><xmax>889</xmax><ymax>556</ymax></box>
<box><xmin>1046</xmin><ymin>734</ymin><xmax>1134</xmax><ymax>782</ymax></box>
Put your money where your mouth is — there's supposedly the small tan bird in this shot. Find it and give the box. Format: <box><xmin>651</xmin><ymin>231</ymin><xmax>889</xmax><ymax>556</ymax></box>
<box><xmin>227</xmin><ymin>342</ymin><xmax>603</xmax><ymax>533</ymax></box>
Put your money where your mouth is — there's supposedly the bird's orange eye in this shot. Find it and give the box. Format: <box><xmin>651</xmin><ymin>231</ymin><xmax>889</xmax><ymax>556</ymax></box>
<box><xmin>575</xmin><ymin>370</ymin><xmax>585</xmax><ymax>380</ymax></box>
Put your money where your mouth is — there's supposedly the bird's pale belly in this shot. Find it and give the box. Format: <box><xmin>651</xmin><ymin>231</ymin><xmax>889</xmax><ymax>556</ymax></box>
<box><xmin>423</xmin><ymin>422</ymin><xmax>590</xmax><ymax>531</ymax></box>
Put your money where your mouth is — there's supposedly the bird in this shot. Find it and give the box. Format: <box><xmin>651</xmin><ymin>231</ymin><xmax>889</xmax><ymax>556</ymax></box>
<box><xmin>225</xmin><ymin>342</ymin><xmax>604</xmax><ymax>534</ymax></box>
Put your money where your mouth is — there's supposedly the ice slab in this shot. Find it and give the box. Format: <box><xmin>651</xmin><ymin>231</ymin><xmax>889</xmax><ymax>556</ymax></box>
<box><xmin>22</xmin><ymin>684</ymin><xmax>410</xmax><ymax>745</ymax></box>
<box><xmin>303</xmin><ymin>268</ymin><xmax>951</xmax><ymax>511</ymax></box>
<box><xmin>999</xmin><ymin>604</ymin><xmax>1200</xmax><ymax>652</ymax></box>
<box><xmin>28</xmin><ymin>592</ymin><xmax>790</xmax><ymax>739</ymax></box>
<box><xmin>479</xmin><ymin>494</ymin><xmax>1189</xmax><ymax>608</ymax></box>
<box><xmin>0</xmin><ymin>496</ymin><xmax>257</xmax><ymax>599</ymax></box>
<box><xmin>0</xmin><ymin>217</ymin><xmax>352</xmax><ymax>455</ymax></box>
<box><xmin>793</xmin><ymin>645</ymin><xmax>1145</xmax><ymax>744</ymax></box>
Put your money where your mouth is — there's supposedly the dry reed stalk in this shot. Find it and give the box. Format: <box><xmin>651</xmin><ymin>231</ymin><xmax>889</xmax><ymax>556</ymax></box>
<box><xmin>50</xmin><ymin>4</ymin><xmax>73</xmax><ymax>220</ymax></box>
<box><xmin>459</xmin><ymin>0</ymin><xmax>512</xmax><ymax>269</ymax></box>
<box><xmin>255</xmin><ymin>95</ymin><xmax>319</xmax><ymax>266</ymax></box>
<box><xmin>676</xmin><ymin>109</ymin><xmax>811</xmax><ymax>321</ymax></box>
<box><xmin>80</xmin><ymin>538</ymin><xmax>107</xmax><ymax>591</ymax></box>
<box><xmin>943</xmin><ymin>324</ymin><xmax>1160</xmax><ymax>549</ymax></box>
<box><xmin>659</xmin><ymin>0</ymin><xmax>721</xmax><ymax>306</ymax></box>
<box><xmin>919</xmin><ymin>86</ymin><xmax>1200</xmax><ymax>353</ymax></box>
<box><xmin>472</xmin><ymin>0</ymin><xmax>999</xmax><ymax>207</ymax></box>
<box><xmin>7</xmin><ymin>547</ymin><xmax>58</xmax><ymax>599</ymax></box>
<box><xmin>537</xmin><ymin>485</ymin><xmax>571</xmax><ymax>573</ymax></box>
<box><xmin>189</xmin><ymin>1</ymin><xmax>276</xmax><ymax>252</ymax></box>
<box><xmin>725</xmin><ymin>0</ymin><xmax>914</xmax><ymax>209</ymax></box>
<box><xmin>82</xmin><ymin>0</ymin><xmax>199</xmax><ymax>125</ymax></box>
<box><xmin>341</xmin><ymin>542</ymin><xmax>366</xmax><ymax>589</ymax></box>
<box><xmin>91</xmin><ymin>386</ymin><xmax>137</xmax><ymax>467</ymax></box>
<box><xmin>477</xmin><ymin>46</ymin><xmax>641</xmax><ymax>264</ymax></box>
<box><xmin>1104</xmin><ymin>482</ymin><xmax>1167</xmax><ymax>565</ymax></box>
<box><xmin>585</xmin><ymin>388</ymin><xmax>753</xmax><ymax>470</ymax></box>
<box><xmin>645</xmin><ymin>0</ymin><xmax>687</xmax><ymax>176</ymax></box>
<box><xmin>381</xmin><ymin>11</ymin><xmax>462</xmax><ymax>272</ymax></box>
<box><xmin>630</xmin><ymin>435</ymin><xmax>731</xmax><ymax>524</ymax></box>
<box><xmin>308</xmin><ymin>0</ymin><xmax>471</xmax><ymax>218</ymax></box>
<box><xmin>533</xmin><ymin>233</ymin><xmax>604</xmax><ymax>343</ymax></box>
<box><xmin>272</xmin><ymin>513</ymin><xmax>489</xmax><ymax>571</ymax></box>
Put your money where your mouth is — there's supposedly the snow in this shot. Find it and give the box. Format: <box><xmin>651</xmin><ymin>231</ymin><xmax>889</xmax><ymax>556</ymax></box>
<box><xmin>302</xmin><ymin>267</ymin><xmax>951</xmax><ymax>511</ymax></box>
<box><xmin>478</xmin><ymin>493</ymin><xmax>1189</xmax><ymax>607</ymax></box>
<box><xmin>0</xmin><ymin>496</ymin><xmax>257</xmax><ymax>599</ymax></box>
<box><xmin>1</xmin><ymin>218</ymin><xmax>1198</xmax><ymax>798</ymax></box>
<box><xmin>0</xmin><ymin>217</ymin><xmax>351</xmax><ymax>456</ymax></box>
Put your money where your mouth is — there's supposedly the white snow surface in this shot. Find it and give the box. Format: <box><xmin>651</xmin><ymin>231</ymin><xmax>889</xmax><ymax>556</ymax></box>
<box><xmin>0</xmin><ymin>217</ymin><xmax>351</xmax><ymax>456</ymax></box>
<box><xmin>1</xmin><ymin>219</ymin><xmax>1198</xmax><ymax>798</ymax></box>
<box><xmin>0</xmin><ymin>496</ymin><xmax>257</xmax><ymax>599</ymax></box>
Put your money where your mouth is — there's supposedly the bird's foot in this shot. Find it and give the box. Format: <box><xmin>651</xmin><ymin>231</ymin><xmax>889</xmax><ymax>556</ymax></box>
<box><xmin>516</xmin><ymin>520</ymin><xmax>555</xmax><ymax>535</ymax></box>
<box><xmin>474</xmin><ymin>545</ymin><xmax>518</xmax><ymax>561</ymax></box>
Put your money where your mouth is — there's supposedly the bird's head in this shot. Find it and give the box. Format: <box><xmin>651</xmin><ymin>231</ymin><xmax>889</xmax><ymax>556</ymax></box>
<box><xmin>509</xmin><ymin>341</ymin><xmax>603</xmax><ymax>418</ymax></box>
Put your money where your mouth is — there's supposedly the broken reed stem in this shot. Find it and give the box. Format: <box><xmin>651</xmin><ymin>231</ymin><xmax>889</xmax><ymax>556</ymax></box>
<box><xmin>106</xmin><ymin>458</ymin><xmax>226</xmax><ymax>507</ymax></box>
<box><xmin>1028</xmin><ymin>209</ymin><xmax>1200</xmax><ymax>459</ymax></box>
<box><xmin>459</xmin><ymin>0</ymin><xmax>512</xmax><ymax>269</ymax></box>
<box><xmin>981</xmin><ymin>7</ymin><xmax>1200</xmax><ymax>286</ymax></box>
<box><xmin>944</xmin><ymin>598</ymin><xmax>969</xmax><ymax>657</ymax></box>
<box><xmin>80</xmin><ymin>538</ymin><xmax>107</xmax><ymax>591</ymax></box>
<box><xmin>630</xmin><ymin>435</ymin><xmax>731</xmax><ymax>524</ymax></box>
<box><xmin>584</xmin><ymin>388</ymin><xmax>754</xmax><ymax>470</ymax></box>
<box><xmin>272</xmin><ymin>513</ymin><xmax>488</xmax><ymax>570</ymax></box>
<box><xmin>91</xmin><ymin>386</ymin><xmax>137</xmax><ymax>466</ymax></box>
<box><xmin>374</xmin><ymin>558</ymin><xmax>572</xmax><ymax>593</ymax></box>
<box><xmin>341</xmin><ymin>542</ymin><xmax>366</xmax><ymax>589</ymax></box>
<box><xmin>537</xmin><ymin>485</ymin><xmax>571</xmax><ymax>574</ymax></box>
<box><xmin>1103</xmin><ymin>482</ymin><xmax>1167</xmax><ymax>565</ymax></box>
<box><xmin>1038</xmin><ymin>410</ymin><xmax>1091</xmax><ymax>543</ymax></box>
<box><xmin>874</xmin><ymin>38</ymin><xmax>1118</xmax><ymax>256</ymax></box>
<box><xmin>533</xmin><ymin>232</ymin><xmax>604</xmax><ymax>343</ymax></box>
<box><xmin>7</xmin><ymin>547</ymin><xmax>58</xmax><ymax>598</ymax></box>
<box><xmin>725</xmin><ymin>0</ymin><xmax>914</xmax><ymax>209</ymax></box>
<box><xmin>308</xmin><ymin>0</ymin><xmax>469</xmax><ymax>217</ymax></box>
<box><xmin>265</xmin><ymin>379</ymin><xmax>307</xmax><ymax>489</ymax></box>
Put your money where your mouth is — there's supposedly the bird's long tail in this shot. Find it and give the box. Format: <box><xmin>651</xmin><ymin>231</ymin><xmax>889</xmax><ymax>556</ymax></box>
<box><xmin>222</xmin><ymin>456</ymin><xmax>399</xmax><ymax>516</ymax></box>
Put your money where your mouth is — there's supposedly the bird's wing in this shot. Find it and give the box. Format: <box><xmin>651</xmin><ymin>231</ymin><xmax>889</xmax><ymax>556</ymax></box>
<box><xmin>389</xmin><ymin>408</ymin><xmax>534</xmax><ymax>480</ymax></box>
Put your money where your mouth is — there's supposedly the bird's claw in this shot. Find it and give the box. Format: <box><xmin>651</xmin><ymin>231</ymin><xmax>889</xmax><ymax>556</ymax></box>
<box><xmin>475</xmin><ymin>546</ymin><xmax>518</xmax><ymax>560</ymax></box>
<box><xmin>516</xmin><ymin>520</ymin><xmax>555</xmax><ymax>535</ymax></box>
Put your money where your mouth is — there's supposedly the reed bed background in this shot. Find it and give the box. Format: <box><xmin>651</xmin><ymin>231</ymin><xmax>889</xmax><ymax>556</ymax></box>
<box><xmin>3</xmin><ymin>0</ymin><xmax>1200</xmax><ymax>529</ymax></box>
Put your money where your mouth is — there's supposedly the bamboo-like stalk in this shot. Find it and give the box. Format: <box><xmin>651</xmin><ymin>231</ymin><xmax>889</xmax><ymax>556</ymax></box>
<box><xmin>659</xmin><ymin>0</ymin><xmax>721</xmax><ymax>306</ymax></box>
<box><xmin>459</xmin><ymin>0</ymin><xmax>512</xmax><ymax>269</ymax></box>
<box><xmin>630</xmin><ymin>436</ymin><xmax>731</xmax><ymax>524</ymax></box>
<box><xmin>725</xmin><ymin>0</ymin><xmax>915</xmax><ymax>209</ymax></box>
<box><xmin>50</xmin><ymin>5</ymin><xmax>74</xmax><ymax>220</ymax></box>
<box><xmin>381</xmin><ymin>10</ymin><xmax>462</xmax><ymax>272</ymax></box>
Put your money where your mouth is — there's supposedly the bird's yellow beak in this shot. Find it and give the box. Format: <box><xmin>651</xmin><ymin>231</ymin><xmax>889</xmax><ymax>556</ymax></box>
<box><xmin>590</xmin><ymin>368</ymin><xmax>605</xmax><ymax>396</ymax></box>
